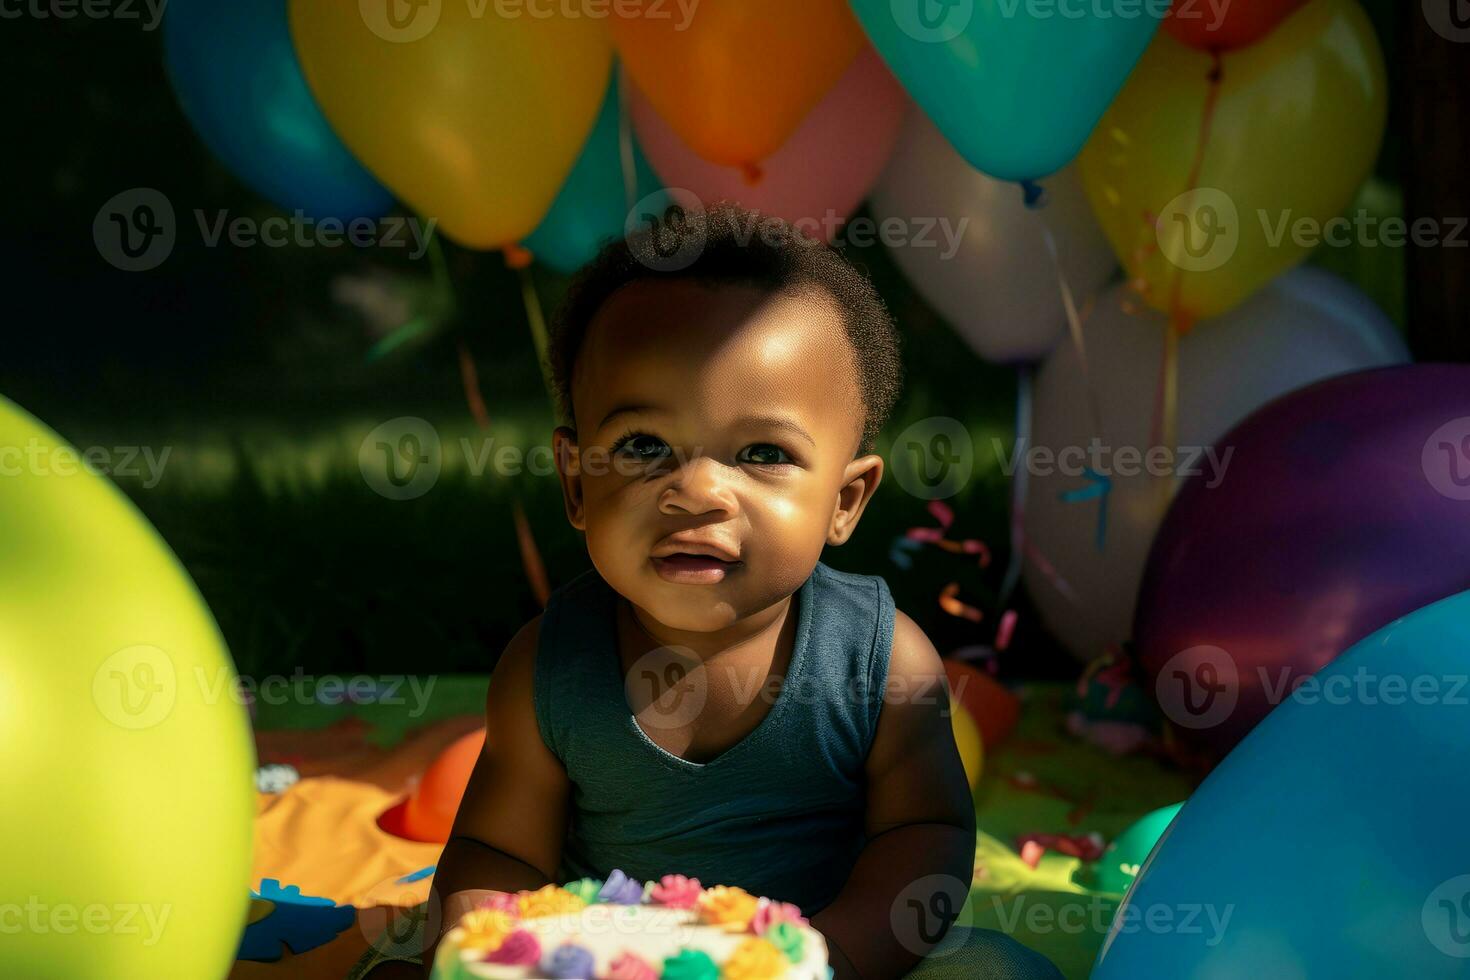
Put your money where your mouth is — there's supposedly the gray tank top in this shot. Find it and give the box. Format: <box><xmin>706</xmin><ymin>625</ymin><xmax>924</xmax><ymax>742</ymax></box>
<box><xmin>532</xmin><ymin>560</ymin><xmax>895</xmax><ymax>914</ymax></box>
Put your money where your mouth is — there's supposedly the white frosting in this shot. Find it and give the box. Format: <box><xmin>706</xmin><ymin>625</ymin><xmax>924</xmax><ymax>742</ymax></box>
<box><xmin>442</xmin><ymin>902</ymin><xmax>829</xmax><ymax>979</ymax></box>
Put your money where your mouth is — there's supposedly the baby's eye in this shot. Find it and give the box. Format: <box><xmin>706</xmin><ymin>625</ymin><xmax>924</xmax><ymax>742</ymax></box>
<box><xmin>611</xmin><ymin>433</ymin><xmax>671</xmax><ymax>462</ymax></box>
<box><xmin>738</xmin><ymin>444</ymin><xmax>792</xmax><ymax>466</ymax></box>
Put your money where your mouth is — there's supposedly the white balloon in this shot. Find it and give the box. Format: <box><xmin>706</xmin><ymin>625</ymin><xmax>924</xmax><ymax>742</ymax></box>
<box><xmin>1022</xmin><ymin>267</ymin><xmax>1410</xmax><ymax>661</ymax></box>
<box><xmin>869</xmin><ymin>111</ymin><xmax>1116</xmax><ymax>363</ymax></box>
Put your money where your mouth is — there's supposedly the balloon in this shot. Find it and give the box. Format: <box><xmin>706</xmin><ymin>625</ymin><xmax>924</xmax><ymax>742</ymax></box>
<box><xmin>162</xmin><ymin>0</ymin><xmax>392</xmax><ymax>220</ymax></box>
<box><xmin>627</xmin><ymin>47</ymin><xmax>907</xmax><ymax>238</ymax></box>
<box><xmin>402</xmin><ymin>728</ymin><xmax>486</xmax><ymax>844</ymax></box>
<box><xmin>1136</xmin><ymin>364</ymin><xmax>1470</xmax><ymax>762</ymax></box>
<box><xmin>942</xmin><ymin>659</ymin><xmax>1021</xmax><ymax>748</ymax></box>
<box><xmin>950</xmin><ymin>697</ymin><xmax>985</xmax><ymax>790</ymax></box>
<box><xmin>869</xmin><ymin>110</ymin><xmax>1116</xmax><ymax>362</ymax></box>
<box><xmin>1083</xmin><ymin>803</ymin><xmax>1183</xmax><ymax>894</ymax></box>
<box><xmin>610</xmin><ymin>0</ymin><xmax>864</xmax><ymax>174</ymax></box>
<box><xmin>1094</xmin><ymin>589</ymin><xmax>1470</xmax><ymax>978</ymax></box>
<box><xmin>1023</xmin><ymin>267</ymin><xmax>1409</xmax><ymax>662</ymax></box>
<box><xmin>1165</xmin><ymin>0</ymin><xmax>1309</xmax><ymax>52</ymax></box>
<box><xmin>289</xmin><ymin>0</ymin><xmax>611</xmax><ymax>249</ymax></box>
<box><xmin>523</xmin><ymin>69</ymin><xmax>664</xmax><ymax>274</ymax></box>
<box><xmin>849</xmin><ymin>0</ymin><xmax>1162</xmax><ymax>181</ymax></box>
<box><xmin>0</xmin><ymin>397</ymin><xmax>254</xmax><ymax>979</ymax></box>
<box><xmin>1080</xmin><ymin>0</ymin><xmax>1387</xmax><ymax>319</ymax></box>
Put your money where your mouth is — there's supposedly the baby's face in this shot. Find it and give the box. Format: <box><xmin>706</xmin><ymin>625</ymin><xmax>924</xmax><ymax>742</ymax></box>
<box><xmin>552</xmin><ymin>279</ymin><xmax>884</xmax><ymax>632</ymax></box>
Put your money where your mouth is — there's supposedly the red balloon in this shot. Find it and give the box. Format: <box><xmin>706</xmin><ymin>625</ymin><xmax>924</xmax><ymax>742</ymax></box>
<box><xmin>1164</xmin><ymin>0</ymin><xmax>1309</xmax><ymax>52</ymax></box>
<box><xmin>401</xmin><ymin>728</ymin><xmax>485</xmax><ymax>843</ymax></box>
<box><xmin>942</xmin><ymin>660</ymin><xmax>1021</xmax><ymax>748</ymax></box>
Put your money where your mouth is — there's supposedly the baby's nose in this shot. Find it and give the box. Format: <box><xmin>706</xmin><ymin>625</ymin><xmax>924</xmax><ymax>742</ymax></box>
<box><xmin>658</xmin><ymin>455</ymin><xmax>739</xmax><ymax>515</ymax></box>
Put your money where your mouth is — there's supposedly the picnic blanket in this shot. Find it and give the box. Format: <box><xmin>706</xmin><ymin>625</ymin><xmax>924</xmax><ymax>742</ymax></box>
<box><xmin>233</xmin><ymin>680</ymin><xmax>1190</xmax><ymax>980</ymax></box>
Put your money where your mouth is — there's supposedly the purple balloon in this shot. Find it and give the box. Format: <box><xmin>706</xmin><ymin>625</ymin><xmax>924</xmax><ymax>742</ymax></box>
<box><xmin>1136</xmin><ymin>364</ymin><xmax>1470</xmax><ymax>763</ymax></box>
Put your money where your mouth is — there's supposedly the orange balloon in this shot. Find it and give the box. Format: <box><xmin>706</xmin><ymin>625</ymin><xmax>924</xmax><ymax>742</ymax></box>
<box><xmin>943</xmin><ymin>660</ymin><xmax>1021</xmax><ymax>748</ymax></box>
<box><xmin>402</xmin><ymin>727</ymin><xmax>485</xmax><ymax>843</ymax></box>
<box><xmin>610</xmin><ymin>0</ymin><xmax>863</xmax><ymax>174</ymax></box>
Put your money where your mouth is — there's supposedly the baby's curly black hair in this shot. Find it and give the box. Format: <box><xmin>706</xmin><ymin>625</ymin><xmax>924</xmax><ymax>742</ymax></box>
<box><xmin>547</xmin><ymin>202</ymin><xmax>903</xmax><ymax>457</ymax></box>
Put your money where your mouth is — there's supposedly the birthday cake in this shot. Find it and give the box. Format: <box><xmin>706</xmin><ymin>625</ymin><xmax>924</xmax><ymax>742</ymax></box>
<box><xmin>430</xmin><ymin>870</ymin><xmax>831</xmax><ymax>979</ymax></box>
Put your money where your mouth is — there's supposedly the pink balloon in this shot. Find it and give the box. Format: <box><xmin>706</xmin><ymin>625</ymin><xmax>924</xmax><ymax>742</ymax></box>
<box><xmin>627</xmin><ymin>47</ymin><xmax>907</xmax><ymax>240</ymax></box>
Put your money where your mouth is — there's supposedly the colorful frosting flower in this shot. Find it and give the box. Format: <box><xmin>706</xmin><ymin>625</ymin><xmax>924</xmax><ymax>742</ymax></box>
<box><xmin>605</xmin><ymin>951</ymin><xmax>658</xmax><ymax>980</ymax></box>
<box><xmin>660</xmin><ymin>948</ymin><xmax>719</xmax><ymax>980</ymax></box>
<box><xmin>723</xmin><ymin>937</ymin><xmax>787</xmax><ymax>980</ymax></box>
<box><xmin>696</xmin><ymin>885</ymin><xmax>759</xmax><ymax>931</ymax></box>
<box><xmin>476</xmin><ymin>891</ymin><xmax>523</xmax><ymax>916</ymax></box>
<box><xmin>765</xmin><ymin>921</ymin><xmax>806</xmax><ymax>964</ymax></box>
<box><xmin>518</xmin><ymin>884</ymin><xmax>588</xmax><ymax>919</ymax></box>
<box><xmin>483</xmin><ymin>928</ymin><xmax>541</xmax><ymax>966</ymax></box>
<box><xmin>649</xmin><ymin>874</ymin><xmax>703</xmax><ymax>909</ymax></box>
<box><xmin>561</xmin><ymin>877</ymin><xmax>604</xmax><ymax>905</ymax></box>
<box><xmin>597</xmin><ymin>868</ymin><xmax>646</xmax><ymax>905</ymax></box>
<box><xmin>457</xmin><ymin>908</ymin><xmax>517</xmax><ymax>952</ymax></box>
<box><xmin>544</xmin><ymin>941</ymin><xmax>596</xmax><ymax>979</ymax></box>
<box><xmin>749</xmin><ymin>898</ymin><xmax>808</xmax><ymax>936</ymax></box>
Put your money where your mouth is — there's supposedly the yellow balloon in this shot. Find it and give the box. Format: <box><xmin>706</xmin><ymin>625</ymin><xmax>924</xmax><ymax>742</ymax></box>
<box><xmin>610</xmin><ymin>0</ymin><xmax>862</xmax><ymax>173</ymax></box>
<box><xmin>1079</xmin><ymin>0</ymin><xmax>1386</xmax><ymax>320</ymax></box>
<box><xmin>0</xmin><ymin>398</ymin><xmax>255</xmax><ymax>978</ymax></box>
<box><xmin>289</xmin><ymin>1</ymin><xmax>612</xmax><ymax>250</ymax></box>
<box><xmin>950</xmin><ymin>696</ymin><xmax>985</xmax><ymax>790</ymax></box>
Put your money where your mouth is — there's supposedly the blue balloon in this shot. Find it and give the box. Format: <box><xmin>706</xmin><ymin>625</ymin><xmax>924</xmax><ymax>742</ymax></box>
<box><xmin>848</xmin><ymin>0</ymin><xmax>1163</xmax><ymax>181</ymax></box>
<box><xmin>523</xmin><ymin>70</ymin><xmax>663</xmax><ymax>274</ymax></box>
<box><xmin>163</xmin><ymin>0</ymin><xmax>393</xmax><ymax>221</ymax></box>
<box><xmin>1093</xmin><ymin>588</ymin><xmax>1470</xmax><ymax>978</ymax></box>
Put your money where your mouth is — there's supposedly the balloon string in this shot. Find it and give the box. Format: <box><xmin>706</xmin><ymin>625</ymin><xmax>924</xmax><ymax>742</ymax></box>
<box><xmin>515</xmin><ymin>263</ymin><xmax>560</xmax><ymax>421</ymax></box>
<box><xmin>1150</xmin><ymin>53</ymin><xmax>1220</xmax><ymax>512</ymax></box>
<box><xmin>1027</xmin><ymin>193</ymin><xmax>1103</xmax><ymax>441</ymax></box>
<box><xmin>615</xmin><ymin>68</ymin><xmax>639</xmax><ymax>212</ymax></box>
<box><xmin>998</xmin><ymin>365</ymin><xmax>1033</xmax><ymax>612</ymax></box>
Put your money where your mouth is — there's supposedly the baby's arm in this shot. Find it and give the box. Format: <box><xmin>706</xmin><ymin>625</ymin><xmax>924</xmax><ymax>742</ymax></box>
<box><xmin>810</xmin><ymin>610</ymin><xmax>977</xmax><ymax>980</ymax></box>
<box><xmin>420</xmin><ymin>616</ymin><xmax>571</xmax><ymax>974</ymax></box>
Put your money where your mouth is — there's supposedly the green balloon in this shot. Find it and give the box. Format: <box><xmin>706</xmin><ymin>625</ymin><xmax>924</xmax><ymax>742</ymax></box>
<box><xmin>1090</xmin><ymin>803</ymin><xmax>1185</xmax><ymax>895</ymax></box>
<box><xmin>0</xmin><ymin>397</ymin><xmax>255</xmax><ymax>978</ymax></box>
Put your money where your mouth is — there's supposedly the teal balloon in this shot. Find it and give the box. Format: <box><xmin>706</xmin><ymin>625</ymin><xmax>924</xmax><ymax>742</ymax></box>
<box><xmin>1085</xmin><ymin>803</ymin><xmax>1183</xmax><ymax>894</ymax></box>
<box><xmin>524</xmin><ymin>71</ymin><xmax>663</xmax><ymax>273</ymax></box>
<box><xmin>848</xmin><ymin>0</ymin><xmax>1163</xmax><ymax>181</ymax></box>
<box><xmin>163</xmin><ymin>0</ymin><xmax>393</xmax><ymax>221</ymax></box>
<box><xmin>1093</xmin><ymin>590</ymin><xmax>1470</xmax><ymax>978</ymax></box>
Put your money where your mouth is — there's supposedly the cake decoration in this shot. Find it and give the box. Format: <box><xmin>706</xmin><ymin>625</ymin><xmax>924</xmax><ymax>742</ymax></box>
<box><xmin>518</xmin><ymin>884</ymin><xmax>587</xmax><ymax>919</ymax></box>
<box><xmin>649</xmin><ymin>873</ymin><xmax>703</xmax><ymax>908</ymax></box>
<box><xmin>544</xmin><ymin>941</ymin><xmax>596</xmax><ymax>978</ymax></box>
<box><xmin>697</xmin><ymin>885</ymin><xmax>759</xmax><ymax>930</ymax></box>
<box><xmin>597</xmin><ymin>868</ymin><xmax>646</xmax><ymax>905</ymax></box>
<box><xmin>483</xmin><ymin>928</ymin><xmax>540</xmax><ymax>965</ymax></box>
<box><xmin>431</xmin><ymin>871</ymin><xmax>827</xmax><ymax>979</ymax></box>
<box><xmin>603</xmin><ymin>950</ymin><xmax>659</xmax><ymax>980</ymax></box>
<box><xmin>723</xmin><ymin>936</ymin><xmax>788</xmax><ymax>979</ymax></box>
<box><xmin>661</xmin><ymin>947</ymin><xmax>720</xmax><ymax>980</ymax></box>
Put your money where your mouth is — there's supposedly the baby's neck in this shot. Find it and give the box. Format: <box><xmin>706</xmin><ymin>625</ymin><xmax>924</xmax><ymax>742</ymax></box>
<box><xmin>619</xmin><ymin>593</ymin><xmax>795</xmax><ymax>662</ymax></box>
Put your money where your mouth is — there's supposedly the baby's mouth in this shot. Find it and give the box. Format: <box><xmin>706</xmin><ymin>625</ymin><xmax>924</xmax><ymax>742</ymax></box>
<box><xmin>650</xmin><ymin>553</ymin><xmax>742</xmax><ymax>584</ymax></box>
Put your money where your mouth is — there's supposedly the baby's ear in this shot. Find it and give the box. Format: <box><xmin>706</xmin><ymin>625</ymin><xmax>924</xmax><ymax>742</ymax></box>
<box><xmin>552</xmin><ymin>426</ymin><xmax>586</xmax><ymax>531</ymax></box>
<box><xmin>827</xmin><ymin>454</ymin><xmax>883</xmax><ymax>546</ymax></box>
